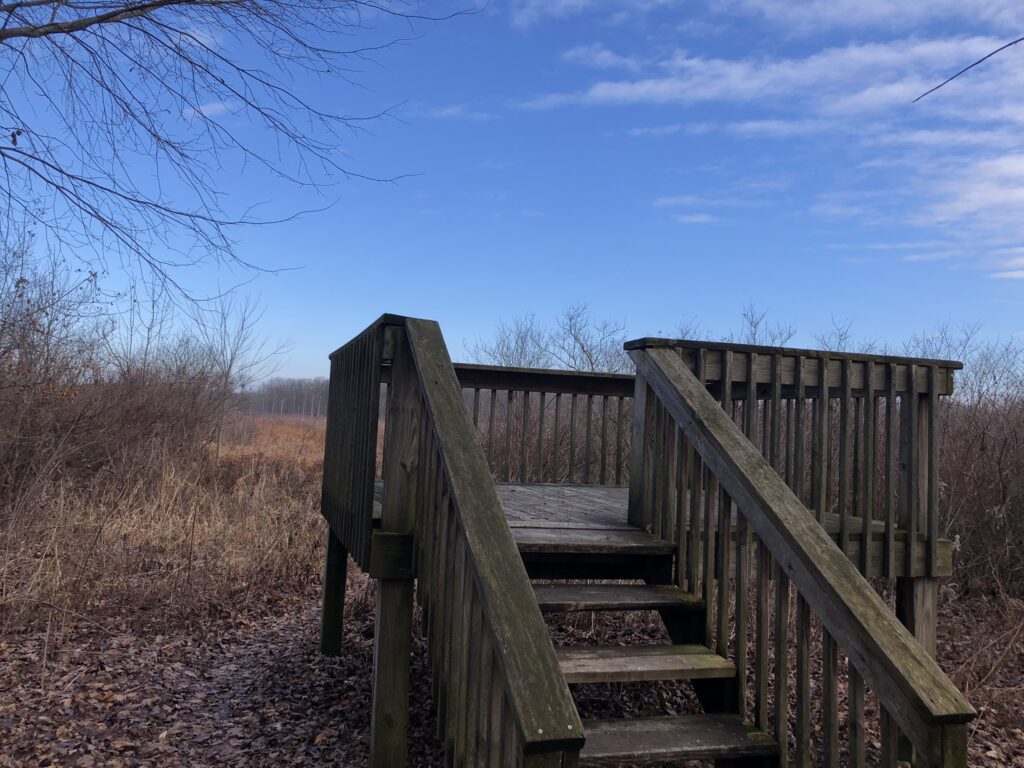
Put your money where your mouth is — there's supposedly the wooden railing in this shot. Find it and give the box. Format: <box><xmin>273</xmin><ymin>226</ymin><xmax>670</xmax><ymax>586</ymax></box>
<box><xmin>379</xmin><ymin>317</ymin><xmax>583</xmax><ymax>766</ymax></box>
<box><xmin>629</xmin><ymin>344</ymin><xmax>974</xmax><ymax>767</ymax></box>
<box><xmin>454</xmin><ymin>364</ymin><xmax>633</xmax><ymax>485</ymax></box>
<box><xmin>321</xmin><ymin>315</ymin><xmax>390</xmax><ymax>569</ymax></box>
<box><xmin>626</xmin><ymin>339</ymin><xmax>960</xmax><ymax>581</ymax></box>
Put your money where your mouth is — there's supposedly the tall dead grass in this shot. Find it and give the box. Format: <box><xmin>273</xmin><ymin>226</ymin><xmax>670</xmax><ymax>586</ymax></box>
<box><xmin>0</xmin><ymin>415</ymin><xmax>327</xmax><ymax>636</ymax></box>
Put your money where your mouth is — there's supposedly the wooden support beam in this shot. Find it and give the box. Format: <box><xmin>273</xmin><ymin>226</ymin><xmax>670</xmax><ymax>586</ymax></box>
<box><xmin>319</xmin><ymin>527</ymin><xmax>348</xmax><ymax>657</ymax></box>
<box><xmin>370</xmin><ymin>325</ymin><xmax>421</xmax><ymax>768</ymax></box>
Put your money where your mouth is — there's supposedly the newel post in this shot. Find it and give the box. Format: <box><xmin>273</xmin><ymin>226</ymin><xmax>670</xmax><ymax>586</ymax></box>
<box><xmin>370</xmin><ymin>323</ymin><xmax>421</xmax><ymax>768</ymax></box>
<box><xmin>627</xmin><ymin>362</ymin><xmax>653</xmax><ymax>531</ymax></box>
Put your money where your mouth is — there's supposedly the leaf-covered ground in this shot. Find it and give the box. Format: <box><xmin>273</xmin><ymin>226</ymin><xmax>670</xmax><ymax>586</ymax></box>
<box><xmin>1</xmin><ymin>576</ymin><xmax>1021</xmax><ymax>767</ymax></box>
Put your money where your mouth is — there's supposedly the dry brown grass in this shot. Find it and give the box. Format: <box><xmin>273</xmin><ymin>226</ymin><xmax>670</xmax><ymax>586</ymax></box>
<box><xmin>0</xmin><ymin>414</ymin><xmax>328</xmax><ymax>638</ymax></box>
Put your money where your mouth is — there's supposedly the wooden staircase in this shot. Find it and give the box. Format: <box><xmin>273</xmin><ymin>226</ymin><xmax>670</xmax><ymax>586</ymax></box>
<box><xmin>318</xmin><ymin>314</ymin><xmax>975</xmax><ymax>768</ymax></box>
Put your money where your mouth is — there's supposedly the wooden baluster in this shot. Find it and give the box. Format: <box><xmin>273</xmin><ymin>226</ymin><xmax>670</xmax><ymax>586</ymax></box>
<box><xmin>703</xmin><ymin>469</ymin><xmax>718</xmax><ymax>646</ymax></box>
<box><xmin>663</xmin><ymin>411</ymin><xmax>676</xmax><ymax>543</ymax></box>
<box><xmin>487</xmin><ymin>389</ymin><xmax>497</xmax><ymax>471</ymax></box>
<box><xmin>653</xmin><ymin>398</ymin><xmax>665</xmax><ymax>538</ymax></box>
<box><xmin>755</xmin><ymin>538</ymin><xmax>770</xmax><ymax>731</ymax></box>
<box><xmin>615</xmin><ymin>396</ymin><xmax>625</xmax><ymax>485</ymax></box>
<box><xmin>487</xmin><ymin>652</ymin><xmax>503</xmax><ymax>766</ymax></box>
<box><xmin>520</xmin><ymin>391</ymin><xmax>530</xmax><ymax>483</ymax></box>
<box><xmin>785</xmin><ymin>397</ymin><xmax>794</xmax><ymax>487</ymax></box>
<box><xmin>735</xmin><ymin>508</ymin><xmax>750</xmax><ymax>718</ymax></box>
<box><xmin>553</xmin><ymin>394</ymin><xmax>562</xmax><ymax>483</ymax></box>
<box><xmin>794</xmin><ymin>595</ymin><xmax>811</xmax><ymax>768</ymax></box>
<box><xmin>901</xmin><ymin>365</ymin><xmax>919</xmax><ymax>575</ymax></box>
<box><xmin>839</xmin><ymin>358</ymin><xmax>852</xmax><ymax>557</ymax></box>
<box><xmin>716</xmin><ymin>487</ymin><xmax>732</xmax><ymax>655</ymax></box>
<box><xmin>774</xmin><ymin>570</ymin><xmax>790</xmax><ymax>767</ymax></box>
<box><xmin>676</xmin><ymin>430</ymin><xmax>690</xmax><ymax>588</ymax></box>
<box><xmin>927</xmin><ymin>365</ymin><xmax>939</xmax><ymax>576</ymax></box>
<box><xmin>880</xmin><ymin>706</ymin><xmax>899</xmax><ymax>768</ymax></box>
<box><xmin>794</xmin><ymin>356</ymin><xmax>806</xmax><ymax>506</ymax></box>
<box><xmin>584</xmin><ymin>394</ymin><xmax>594</xmax><ymax>484</ymax></box>
<box><xmin>569</xmin><ymin>393</ymin><xmax>578</xmax><ymax>483</ymax></box>
<box><xmin>600</xmin><ymin>395</ymin><xmax>609</xmax><ymax>485</ymax></box>
<box><xmin>504</xmin><ymin>391</ymin><xmax>513</xmax><ymax>482</ymax></box>
<box><xmin>862</xmin><ymin>361</ymin><xmax>876</xmax><ymax>576</ymax></box>
<box><xmin>687</xmin><ymin>440</ymin><xmax>703</xmax><ymax>594</ymax></box>
<box><xmin>822</xmin><ymin>630</ymin><xmax>840</xmax><ymax>768</ymax></box>
<box><xmin>849</xmin><ymin>664</ymin><xmax>866</xmax><ymax>768</ymax></box>
<box><xmin>771</xmin><ymin>354</ymin><xmax>782</xmax><ymax>471</ymax></box>
<box><xmin>745</xmin><ymin>351</ymin><xmax>758</xmax><ymax>445</ymax></box>
<box><xmin>472</xmin><ymin>387</ymin><xmax>481</xmax><ymax>429</ymax></box>
<box><xmin>472</xmin><ymin>622</ymin><xmax>491</xmax><ymax>764</ymax></box>
<box><xmin>451</xmin><ymin>540</ymin><xmax>470</xmax><ymax>758</ymax></box>
<box><xmin>885</xmin><ymin>363</ymin><xmax>897</xmax><ymax>578</ymax></box>
<box><xmin>813</xmin><ymin>356</ymin><xmax>831</xmax><ymax>523</ymax></box>
<box><xmin>536</xmin><ymin>392</ymin><xmax>546</xmax><ymax>483</ymax></box>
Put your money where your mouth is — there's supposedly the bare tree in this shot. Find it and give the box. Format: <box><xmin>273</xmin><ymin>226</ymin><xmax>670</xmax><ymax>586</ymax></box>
<box><xmin>470</xmin><ymin>304</ymin><xmax>630</xmax><ymax>373</ymax></box>
<box><xmin>729</xmin><ymin>301</ymin><xmax>796</xmax><ymax>347</ymax></box>
<box><xmin>0</xmin><ymin>1</ymin><xmax>453</xmax><ymax>287</ymax></box>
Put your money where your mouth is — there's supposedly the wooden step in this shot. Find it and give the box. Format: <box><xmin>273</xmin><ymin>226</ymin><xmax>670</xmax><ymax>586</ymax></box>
<box><xmin>533</xmin><ymin>583</ymin><xmax>703</xmax><ymax>613</ymax></box>
<box><xmin>556</xmin><ymin>644</ymin><xmax>735</xmax><ymax>684</ymax></box>
<box><xmin>513</xmin><ymin>527</ymin><xmax>675</xmax><ymax>556</ymax></box>
<box><xmin>578</xmin><ymin>714</ymin><xmax>778</xmax><ymax>766</ymax></box>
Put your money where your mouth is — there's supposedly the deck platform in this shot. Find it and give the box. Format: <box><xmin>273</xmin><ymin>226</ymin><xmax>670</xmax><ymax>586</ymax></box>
<box><xmin>374</xmin><ymin>482</ymin><xmax>950</xmax><ymax>578</ymax></box>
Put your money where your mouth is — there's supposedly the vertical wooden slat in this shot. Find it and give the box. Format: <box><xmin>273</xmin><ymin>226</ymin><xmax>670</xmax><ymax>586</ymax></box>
<box><xmin>472</xmin><ymin>387</ymin><xmax>481</xmax><ymax>428</ymax></box>
<box><xmin>663</xmin><ymin>410</ymin><xmax>676</xmax><ymax>543</ymax></box>
<box><xmin>861</xmin><ymin>361</ymin><xmax>876</xmax><ymax>576</ymax></box>
<box><xmin>504</xmin><ymin>390</ymin><xmax>514</xmax><ymax>482</ymax></box>
<box><xmin>885</xmin><ymin>364</ymin><xmax>897</xmax><ymax>578</ymax></box>
<box><xmin>901</xmin><ymin>365</ymin><xmax>919</xmax><ymax>576</ymax></box>
<box><xmin>774</xmin><ymin>569</ymin><xmax>790</xmax><ymax>767</ymax></box>
<box><xmin>487</xmin><ymin>388</ymin><xmax>497</xmax><ymax>470</ymax></box>
<box><xmin>677</xmin><ymin>431</ymin><xmax>690</xmax><ymax>587</ymax></box>
<box><xmin>716</xmin><ymin>488</ymin><xmax>732</xmax><ymax>654</ymax></box>
<box><xmin>584</xmin><ymin>394</ymin><xmax>594</xmax><ymax>484</ymax></box>
<box><xmin>849</xmin><ymin>664</ymin><xmax>866</xmax><ymax>768</ymax></box>
<box><xmin>615</xmin><ymin>395</ymin><xmax>625</xmax><ymax>485</ymax></box>
<box><xmin>569</xmin><ymin>393</ymin><xmax>578</xmax><ymax>483</ymax></box>
<box><xmin>839</xmin><ymin>358</ymin><xmax>852</xmax><ymax>556</ymax></box>
<box><xmin>794</xmin><ymin>356</ymin><xmax>806</xmax><ymax>505</ymax></box>
<box><xmin>771</xmin><ymin>354</ymin><xmax>782</xmax><ymax>470</ymax></box>
<box><xmin>520</xmin><ymin>390</ymin><xmax>530</xmax><ymax>483</ymax></box>
<box><xmin>813</xmin><ymin>356</ymin><xmax>830</xmax><ymax>522</ymax></box>
<box><xmin>880</xmin><ymin>707</ymin><xmax>899</xmax><ymax>768</ymax></box>
<box><xmin>755</xmin><ymin>538</ymin><xmax>770</xmax><ymax>730</ymax></box>
<box><xmin>600</xmin><ymin>395</ymin><xmax>610</xmax><ymax>485</ymax></box>
<box><xmin>553</xmin><ymin>394</ymin><xmax>562</xmax><ymax>482</ymax></box>
<box><xmin>794</xmin><ymin>595</ymin><xmax>811</xmax><ymax>768</ymax></box>
<box><xmin>652</xmin><ymin>399</ymin><xmax>665</xmax><ymax>539</ymax></box>
<box><xmin>735</xmin><ymin>509</ymin><xmax>751</xmax><ymax>718</ymax></box>
<box><xmin>703</xmin><ymin>469</ymin><xmax>717</xmax><ymax>647</ymax></box>
<box><xmin>687</xmin><ymin>438</ymin><xmax>703</xmax><ymax>593</ymax></box>
<box><xmin>536</xmin><ymin>392</ymin><xmax>546</xmax><ymax>483</ymax></box>
<box><xmin>822</xmin><ymin>630</ymin><xmax>840</xmax><ymax>768</ymax></box>
<box><xmin>927</xmin><ymin>365</ymin><xmax>940</xmax><ymax>576</ymax></box>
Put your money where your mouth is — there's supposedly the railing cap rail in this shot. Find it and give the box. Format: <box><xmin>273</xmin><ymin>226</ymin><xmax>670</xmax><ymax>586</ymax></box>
<box><xmin>625</xmin><ymin>336</ymin><xmax>964</xmax><ymax>370</ymax></box>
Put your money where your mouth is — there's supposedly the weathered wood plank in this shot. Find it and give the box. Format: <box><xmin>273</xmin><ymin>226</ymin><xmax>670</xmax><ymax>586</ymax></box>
<box><xmin>556</xmin><ymin>644</ymin><xmax>735</xmax><ymax>684</ymax></box>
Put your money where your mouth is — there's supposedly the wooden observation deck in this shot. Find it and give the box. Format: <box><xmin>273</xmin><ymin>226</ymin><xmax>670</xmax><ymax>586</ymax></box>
<box><xmin>319</xmin><ymin>314</ymin><xmax>974</xmax><ymax>767</ymax></box>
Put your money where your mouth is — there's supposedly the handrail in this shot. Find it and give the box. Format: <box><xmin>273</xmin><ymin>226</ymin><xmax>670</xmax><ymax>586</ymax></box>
<box><xmin>403</xmin><ymin>318</ymin><xmax>584</xmax><ymax>761</ymax></box>
<box><xmin>631</xmin><ymin>345</ymin><xmax>974</xmax><ymax>766</ymax></box>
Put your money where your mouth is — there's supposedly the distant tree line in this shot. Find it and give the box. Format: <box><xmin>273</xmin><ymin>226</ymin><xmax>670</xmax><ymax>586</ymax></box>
<box><xmin>239</xmin><ymin>378</ymin><xmax>329</xmax><ymax>417</ymax></box>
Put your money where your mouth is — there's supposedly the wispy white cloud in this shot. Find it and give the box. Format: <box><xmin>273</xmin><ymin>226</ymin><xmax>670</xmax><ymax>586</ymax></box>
<box><xmin>563</xmin><ymin>43</ymin><xmax>642</xmax><ymax>72</ymax></box>
<box><xmin>722</xmin><ymin>0</ymin><xmax>1024</xmax><ymax>34</ymax></box>
<box><xmin>991</xmin><ymin>270</ymin><xmax>1024</xmax><ymax>280</ymax></box>
<box><xmin>674</xmin><ymin>212</ymin><xmax>719</xmax><ymax>224</ymax></box>
<box><xmin>415</xmin><ymin>104</ymin><xmax>495</xmax><ymax>121</ymax></box>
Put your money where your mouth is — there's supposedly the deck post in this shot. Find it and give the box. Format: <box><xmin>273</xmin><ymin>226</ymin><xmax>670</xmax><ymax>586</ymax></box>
<box><xmin>628</xmin><ymin>372</ymin><xmax>652</xmax><ymax>529</ymax></box>
<box><xmin>370</xmin><ymin>324</ymin><xmax>420</xmax><ymax>768</ymax></box>
<box><xmin>319</xmin><ymin>526</ymin><xmax>348</xmax><ymax>656</ymax></box>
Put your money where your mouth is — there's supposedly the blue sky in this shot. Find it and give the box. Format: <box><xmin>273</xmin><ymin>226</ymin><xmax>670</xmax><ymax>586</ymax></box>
<box><xmin>180</xmin><ymin>1</ymin><xmax>1024</xmax><ymax>377</ymax></box>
